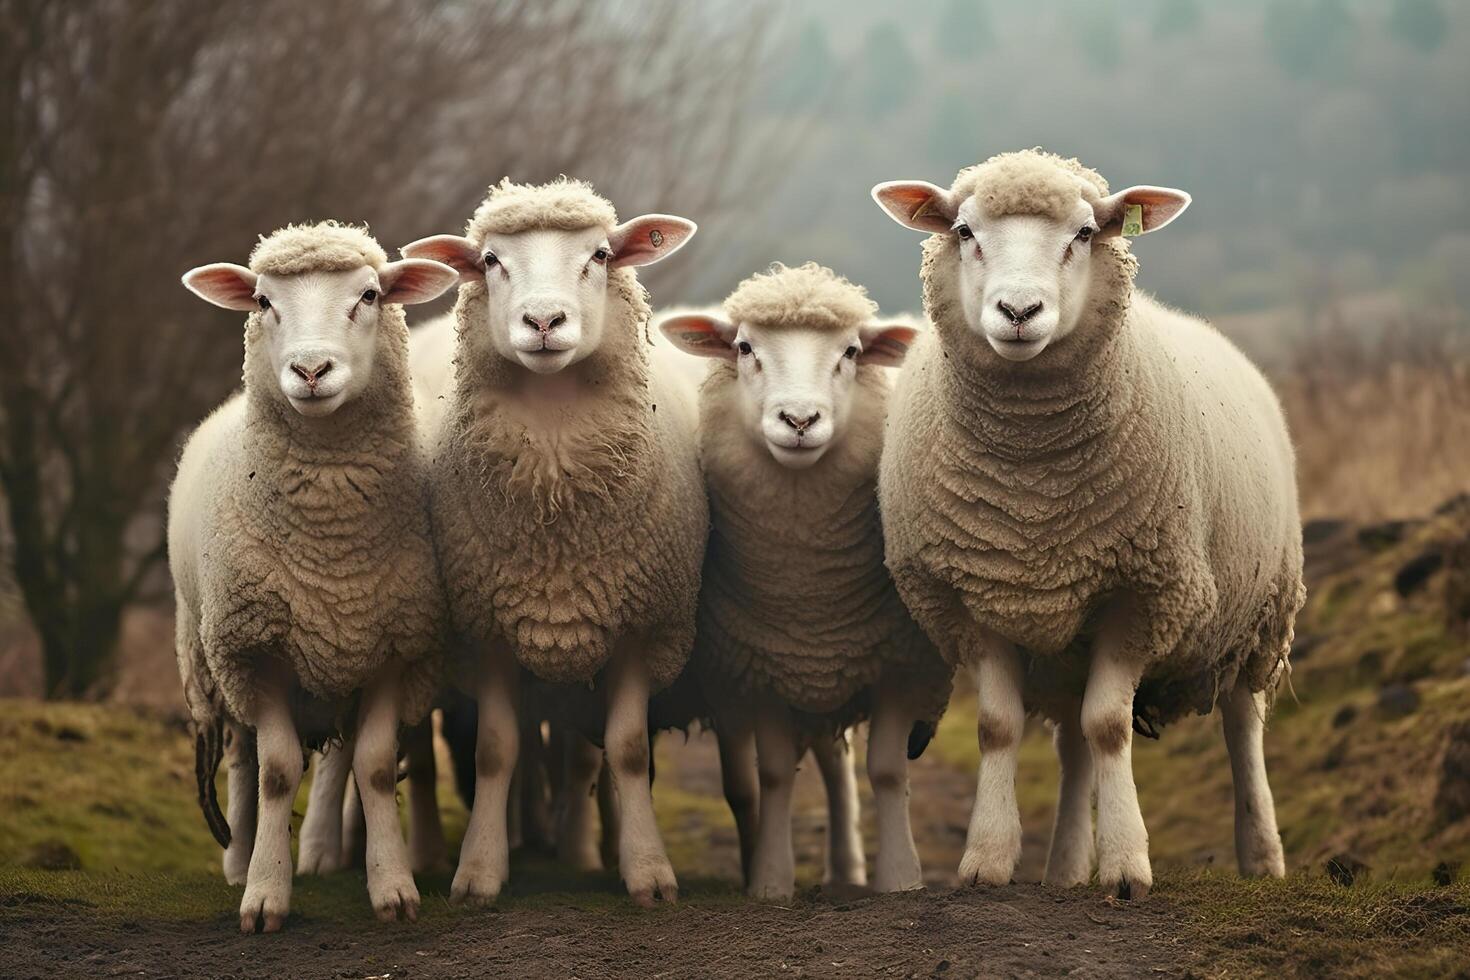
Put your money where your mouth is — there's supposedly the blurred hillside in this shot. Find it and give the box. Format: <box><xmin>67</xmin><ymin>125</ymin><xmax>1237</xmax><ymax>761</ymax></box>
<box><xmin>689</xmin><ymin>0</ymin><xmax>1470</xmax><ymax>331</ymax></box>
<box><xmin>1</xmin><ymin>0</ymin><xmax>1468</xmax><ymax>699</ymax></box>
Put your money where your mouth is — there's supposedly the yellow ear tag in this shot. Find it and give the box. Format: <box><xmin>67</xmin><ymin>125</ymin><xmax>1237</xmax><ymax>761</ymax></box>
<box><xmin>1121</xmin><ymin>204</ymin><xmax>1144</xmax><ymax>237</ymax></box>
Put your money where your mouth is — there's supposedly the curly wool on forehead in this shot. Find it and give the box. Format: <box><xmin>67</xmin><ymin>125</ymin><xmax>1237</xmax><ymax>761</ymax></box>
<box><xmin>466</xmin><ymin>177</ymin><xmax>619</xmax><ymax>242</ymax></box>
<box><xmin>952</xmin><ymin>149</ymin><xmax>1110</xmax><ymax>223</ymax></box>
<box><xmin>248</xmin><ymin>221</ymin><xmax>387</xmax><ymax>276</ymax></box>
<box><xmin>724</xmin><ymin>262</ymin><xmax>878</xmax><ymax>333</ymax></box>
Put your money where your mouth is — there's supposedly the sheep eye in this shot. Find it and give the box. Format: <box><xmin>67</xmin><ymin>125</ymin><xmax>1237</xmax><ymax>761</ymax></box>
<box><xmin>737</xmin><ymin>341</ymin><xmax>753</xmax><ymax>356</ymax></box>
<box><xmin>592</xmin><ymin>247</ymin><xmax>610</xmax><ymax>263</ymax></box>
<box><xmin>954</xmin><ymin>224</ymin><xmax>973</xmax><ymax>240</ymax></box>
<box><xmin>1076</xmin><ymin>226</ymin><xmax>1095</xmax><ymax>243</ymax></box>
<box><xmin>483</xmin><ymin>252</ymin><xmax>498</xmax><ymax>268</ymax></box>
<box><xmin>361</xmin><ymin>289</ymin><xmax>377</xmax><ymax>304</ymax></box>
<box><xmin>844</xmin><ymin>346</ymin><xmax>858</xmax><ymax>359</ymax></box>
<box><xmin>257</xmin><ymin>296</ymin><xmax>270</xmax><ymax>311</ymax></box>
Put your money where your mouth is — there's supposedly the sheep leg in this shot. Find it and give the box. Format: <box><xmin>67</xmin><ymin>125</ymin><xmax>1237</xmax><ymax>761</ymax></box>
<box><xmin>813</xmin><ymin>729</ymin><xmax>868</xmax><ymax>887</ymax></box>
<box><xmin>958</xmin><ymin>637</ymin><xmax>1025</xmax><ymax>886</ymax></box>
<box><xmin>1043</xmin><ymin>702</ymin><xmax>1095</xmax><ymax>887</ymax></box>
<box><xmin>597</xmin><ymin>755</ymin><xmax>621</xmax><ymax>870</ymax></box>
<box><xmin>238</xmin><ymin>664</ymin><xmax>301</xmax><ymax>934</ymax></box>
<box><xmin>451</xmin><ymin>648</ymin><xmax>519</xmax><ymax>905</ymax></box>
<box><xmin>222</xmin><ymin>720</ymin><xmax>257</xmax><ymax>886</ymax></box>
<box><xmin>520</xmin><ymin>715</ymin><xmax>554</xmax><ymax>851</ymax></box>
<box><xmin>340</xmin><ymin>772</ymin><xmax>366</xmax><ymax>868</ymax></box>
<box><xmin>1084</xmin><ymin>636</ymin><xmax>1152</xmax><ymax>900</ymax></box>
<box><xmin>748</xmin><ymin>698</ymin><xmax>799</xmax><ymax>900</ymax></box>
<box><xmin>556</xmin><ymin>731</ymin><xmax>606</xmax><ymax>871</ymax></box>
<box><xmin>1220</xmin><ymin>683</ymin><xmax>1286</xmax><ymax>878</ymax></box>
<box><xmin>869</xmin><ymin>690</ymin><xmax>923</xmax><ymax>892</ymax></box>
<box><xmin>713</xmin><ymin>706</ymin><xmax>759</xmax><ymax>886</ymax></box>
<box><xmin>353</xmin><ymin>664</ymin><xmax>419</xmax><ymax>922</ymax></box>
<box><xmin>506</xmin><ymin>748</ymin><xmax>524</xmax><ymax>851</ymax></box>
<box><xmin>298</xmin><ymin>740</ymin><xmax>352</xmax><ymax>875</ymax></box>
<box><xmin>606</xmin><ymin>654</ymin><xmax>678</xmax><ymax>906</ymax></box>
<box><xmin>404</xmin><ymin>718</ymin><xmax>448</xmax><ymax>874</ymax></box>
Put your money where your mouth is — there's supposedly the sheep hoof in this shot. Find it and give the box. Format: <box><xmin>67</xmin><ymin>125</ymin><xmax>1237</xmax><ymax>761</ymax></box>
<box><xmin>373</xmin><ymin>891</ymin><xmax>420</xmax><ymax>923</ymax></box>
<box><xmin>238</xmin><ymin>895</ymin><xmax>288</xmax><ymax>934</ymax></box>
<box><xmin>449</xmin><ymin>866</ymin><xmax>504</xmax><ymax>906</ymax></box>
<box><xmin>957</xmin><ymin>842</ymin><xmax>1019</xmax><ymax>888</ymax></box>
<box><xmin>1106</xmin><ymin>875</ymin><xmax>1151</xmax><ymax>902</ymax></box>
<box><xmin>625</xmin><ymin>859</ymin><xmax>679</xmax><ymax>907</ymax></box>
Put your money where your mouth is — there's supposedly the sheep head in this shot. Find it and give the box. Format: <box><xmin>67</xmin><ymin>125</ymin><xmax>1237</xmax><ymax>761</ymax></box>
<box><xmin>660</xmin><ymin>263</ymin><xmax>916</xmax><ymax>469</ymax></box>
<box><xmin>184</xmin><ymin>223</ymin><xmax>457</xmax><ymax>417</ymax></box>
<box><xmin>872</xmin><ymin>150</ymin><xmax>1189</xmax><ymax>363</ymax></box>
<box><xmin>403</xmin><ymin>178</ymin><xmax>695</xmax><ymax>377</ymax></box>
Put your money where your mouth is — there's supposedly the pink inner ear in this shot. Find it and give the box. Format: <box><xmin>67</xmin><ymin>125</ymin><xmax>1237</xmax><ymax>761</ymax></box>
<box><xmin>1131</xmin><ymin>190</ymin><xmax>1187</xmax><ymax>224</ymax></box>
<box><xmin>400</xmin><ymin>236</ymin><xmax>482</xmax><ymax>282</ymax></box>
<box><xmin>184</xmin><ymin>265</ymin><xmax>257</xmax><ymax>310</ymax></box>
<box><xmin>660</xmin><ymin>316</ymin><xmax>735</xmax><ymax>359</ymax></box>
<box><xmin>860</xmin><ymin>325</ymin><xmax>918</xmax><ymax>367</ymax></box>
<box><xmin>610</xmin><ymin>216</ymin><xmax>695</xmax><ymax>268</ymax></box>
<box><xmin>381</xmin><ymin>261</ymin><xmax>457</xmax><ymax>305</ymax></box>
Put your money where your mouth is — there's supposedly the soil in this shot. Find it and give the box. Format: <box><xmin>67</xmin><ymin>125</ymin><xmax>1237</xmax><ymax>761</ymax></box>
<box><xmin>0</xmin><ymin>886</ymin><xmax>1200</xmax><ymax>980</ymax></box>
<box><xmin>0</xmin><ymin>723</ymin><xmax>1211</xmax><ymax>980</ymax></box>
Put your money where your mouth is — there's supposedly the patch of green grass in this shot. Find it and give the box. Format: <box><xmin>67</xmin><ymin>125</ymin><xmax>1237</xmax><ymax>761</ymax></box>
<box><xmin>1163</xmin><ymin>867</ymin><xmax>1470</xmax><ymax>979</ymax></box>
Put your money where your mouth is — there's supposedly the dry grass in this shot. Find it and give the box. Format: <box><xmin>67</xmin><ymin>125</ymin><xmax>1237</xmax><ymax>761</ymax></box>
<box><xmin>1275</xmin><ymin>313</ymin><xmax>1470</xmax><ymax>522</ymax></box>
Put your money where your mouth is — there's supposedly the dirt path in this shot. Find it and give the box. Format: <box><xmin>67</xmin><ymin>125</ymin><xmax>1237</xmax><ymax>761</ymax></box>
<box><xmin>1</xmin><ymin>885</ymin><xmax>1199</xmax><ymax>980</ymax></box>
<box><xmin>0</xmin><ymin>723</ymin><xmax>1213</xmax><ymax>980</ymax></box>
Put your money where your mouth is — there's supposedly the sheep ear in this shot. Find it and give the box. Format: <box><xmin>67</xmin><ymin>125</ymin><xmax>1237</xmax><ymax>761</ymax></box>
<box><xmin>379</xmin><ymin>259</ymin><xmax>459</xmax><ymax>306</ymax></box>
<box><xmin>871</xmin><ymin>181</ymin><xmax>957</xmax><ymax>235</ymax></box>
<box><xmin>659</xmin><ymin>313</ymin><xmax>736</xmax><ymax>360</ymax></box>
<box><xmin>1095</xmin><ymin>186</ymin><xmax>1192</xmax><ymax>239</ymax></box>
<box><xmin>400</xmin><ymin>235</ymin><xmax>483</xmax><ymax>283</ymax></box>
<box><xmin>858</xmin><ymin>321</ymin><xmax>920</xmax><ymax>367</ymax></box>
<box><xmin>608</xmin><ymin>214</ymin><xmax>696</xmax><ymax>268</ymax></box>
<box><xmin>182</xmin><ymin>263</ymin><xmax>258</xmax><ymax>311</ymax></box>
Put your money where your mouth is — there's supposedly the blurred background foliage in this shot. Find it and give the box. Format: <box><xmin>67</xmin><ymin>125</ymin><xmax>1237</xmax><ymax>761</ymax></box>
<box><xmin>0</xmin><ymin>0</ymin><xmax>1467</xmax><ymax>702</ymax></box>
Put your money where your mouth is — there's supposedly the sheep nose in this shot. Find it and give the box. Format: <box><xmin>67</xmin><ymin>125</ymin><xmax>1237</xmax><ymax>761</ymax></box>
<box><xmin>778</xmin><ymin>410</ymin><xmax>820</xmax><ymax>433</ymax></box>
<box><xmin>522</xmin><ymin>311</ymin><xmax>567</xmax><ymax>334</ymax></box>
<box><xmin>290</xmin><ymin>359</ymin><xmax>332</xmax><ymax>390</ymax></box>
<box><xmin>997</xmin><ymin>300</ymin><xmax>1043</xmax><ymax>325</ymax></box>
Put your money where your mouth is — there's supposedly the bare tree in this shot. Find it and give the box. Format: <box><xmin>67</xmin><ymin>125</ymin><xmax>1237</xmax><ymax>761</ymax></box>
<box><xmin>0</xmin><ymin>0</ymin><xmax>773</xmax><ymax>697</ymax></box>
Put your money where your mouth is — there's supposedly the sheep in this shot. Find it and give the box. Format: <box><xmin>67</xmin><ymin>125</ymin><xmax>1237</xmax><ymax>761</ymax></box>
<box><xmin>172</xmin><ymin>222</ymin><xmax>459</xmax><ymax>931</ymax></box>
<box><xmin>399</xmin><ymin>177</ymin><xmax>705</xmax><ymax>907</ymax></box>
<box><xmin>870</xmin><ymin>149</ymin><xmax>1304</xmax><ymax>899</ymax></box>
<box><xmin>659</xmin><ymin>263</ymin><xmax>952</xmax><ymax>900</ymax></box>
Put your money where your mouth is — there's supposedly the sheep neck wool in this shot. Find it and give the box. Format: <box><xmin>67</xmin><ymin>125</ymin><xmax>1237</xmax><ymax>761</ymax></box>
<box><xmin>694</xmin><ymin>363</ymin><xmax>948</xmax><ymax>725</ymax></box>
<box><xmin>427</xmin><ymin>191</ymin><xmax>705</xmax><ymax>692</ymax></box>
<box><xmin>886</xmin><ymin>217</ymin><xmax>1303</xmax><ymax>727</ymax></box>
<box><xmin>197</xmin><ymin>298</ymin><xmax>442</xmax><ymax>729</ymax></box>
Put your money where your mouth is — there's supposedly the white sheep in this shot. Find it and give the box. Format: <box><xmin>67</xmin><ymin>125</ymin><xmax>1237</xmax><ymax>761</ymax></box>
<box><xmin>660</xmin><ymin>263</ymin><xmax>952</xmax><ymax>900</ymax></box>
<box><xmin>870</xmin><ymin>150</ymin><xmax>1303</xmax><ymax>899</ymax></box>
<box><xmin>172</xmin><ymin>222</ymin><xmax>458</xmax><ymax>930</ymax></box>
<box><xmin>400</xmin><ymin>177</ymin><xmax>706</xmax><ymax>907</ymax></box>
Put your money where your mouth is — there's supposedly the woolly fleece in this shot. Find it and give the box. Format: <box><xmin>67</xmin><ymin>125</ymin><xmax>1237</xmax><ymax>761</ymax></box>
<box><xmin>694</xmin><ymin>265</ymin><xmax>950</xmax><ymax>729</ymax></box>
<box><xmin>952</xmin><ymin>149</ymin><xmax>1109</xmax><ymax>224</ymax></box>
<box><xmin>249</xmin><ymin>221</ymin><xmax>388</xmax><ymax>277</ymax></box>
<box><xmin>467</xmin><ymin>177</ymin><xmax>619</xmax><ymax>239</ymax></box>
<box><xmin>415</xmin><ymin>180</ymin><xmax>707</xmax><ymax>691</ymax></box>
<box><xmin>881</xmin><ymin>150</ymin><xmax>1304</xmax><ymax>728</ymax></box>
<box><xmin>170</xmin><ymin>222</ymin><xmax>444</xmax><ymax>737</ymax></box>
<box><xmin>723</xmin><ymin>262</ymin><xmax>879</xmax><ymax>334</ymax></box>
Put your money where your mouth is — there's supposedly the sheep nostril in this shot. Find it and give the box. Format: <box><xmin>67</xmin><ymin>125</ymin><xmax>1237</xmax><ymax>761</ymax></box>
<box><xmin>778</xmin><ymin>411</ymin><xmax>819</xmax><ymax>433</ymax></box>
<box><xmin>290</xmin><ymin>360</ymin><xmax>331</xmax><ymax>389</ymax></box>
<box><xmin>997</xmin><ymin>301</ymin><xmax>1043</xmax><ymax>325</ymax></box>
<box><xmin>522</xmin><ymin>312</ymin><xmax>567</xmax><ymax>333</ymax></box>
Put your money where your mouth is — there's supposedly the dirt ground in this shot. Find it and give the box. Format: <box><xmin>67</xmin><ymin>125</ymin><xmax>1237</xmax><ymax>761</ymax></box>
<box><xmin>0</xmin><ymin>886</ymin><xmax>1198</xmax><ymax>980</ymax></box>
<box><xmin>0</xmin><ymin>718</ymin><xmax>1208</xmax><ymax>980</ymax></box>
